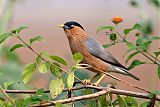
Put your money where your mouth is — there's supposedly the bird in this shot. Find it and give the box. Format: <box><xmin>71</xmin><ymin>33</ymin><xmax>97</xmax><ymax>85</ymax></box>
<box><xmin>58</xmin><ymin>21</ymin><xmax>140</xmax><ymax>85</ymax></box>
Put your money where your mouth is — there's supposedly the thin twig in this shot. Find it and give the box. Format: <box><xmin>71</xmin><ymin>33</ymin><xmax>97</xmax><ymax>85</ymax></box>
<box><xmin>0</xmin><ymin>85</ymin><xmax>15</xmax><ymax>106</ymax></box>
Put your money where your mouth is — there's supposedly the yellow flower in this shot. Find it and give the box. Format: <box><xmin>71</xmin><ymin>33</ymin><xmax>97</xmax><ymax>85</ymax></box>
<box><xmin>111</xmin><ymin>16</ymin><xmax>123</xmax><ymax>25</ymax></box>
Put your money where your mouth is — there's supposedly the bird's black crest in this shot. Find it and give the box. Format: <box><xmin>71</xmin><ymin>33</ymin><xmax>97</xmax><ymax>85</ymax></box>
<box><xmin>64</xmin><ymin>21</ymin><xmax>84</xmax><ymax>30</ymax></box>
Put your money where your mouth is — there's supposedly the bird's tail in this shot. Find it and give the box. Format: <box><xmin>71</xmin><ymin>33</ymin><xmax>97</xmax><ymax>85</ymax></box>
<box><xmin>110</xmin><ymin>67</ymin><xmax>140</xmax><ymax>81</ymax></box>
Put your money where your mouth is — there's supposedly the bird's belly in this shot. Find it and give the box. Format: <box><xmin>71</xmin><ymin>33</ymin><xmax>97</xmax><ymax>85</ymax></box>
<box><xmin>83</xmin><ymin>55</ymin><xmax>110</xmax><ymax>74</ymax></box>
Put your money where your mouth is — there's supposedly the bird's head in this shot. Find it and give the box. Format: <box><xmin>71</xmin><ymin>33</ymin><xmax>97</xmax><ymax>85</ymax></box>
<box><xmin>58</xmin><ymin>21</ymin><xmax>87</xmax><ymax>39</ymax></box>
<box><xmin>58</xmin><ymin>21</ymin><xmax>84</xmax><ymax>30</ymax></box>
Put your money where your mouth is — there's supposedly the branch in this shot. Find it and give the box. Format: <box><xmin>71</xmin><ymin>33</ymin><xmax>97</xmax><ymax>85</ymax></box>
<box><xmin>31</xmin><ymin>89</ymin><xmax>109</xmax><ymax>107</ymax></box>
<box><xmin>1</xmin><ymin>85</ymin><xmax>160</xmax><ymax>106</ymax></box>
<box><xmin>29</xmin><ymin>85</ymin><xmax>160</xmax><ymax>107</ymax></box>
<box><xmin>30</xmin><ymin>85</ymin><xmax>111</xmax><ymax>107</ymax></box>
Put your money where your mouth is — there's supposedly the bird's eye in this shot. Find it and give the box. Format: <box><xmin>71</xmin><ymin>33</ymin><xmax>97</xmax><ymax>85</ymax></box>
<box><xmin>70</xmin><ymin>25</ymin><xmax>75</xmax><ymax>28</ymax></box>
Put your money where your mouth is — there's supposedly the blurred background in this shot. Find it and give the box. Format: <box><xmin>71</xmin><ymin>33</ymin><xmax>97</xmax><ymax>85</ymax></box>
<box><xmin>0</xmin><ymin>0</ymin><xmax>159</xmax><ymax>93</ymax></box>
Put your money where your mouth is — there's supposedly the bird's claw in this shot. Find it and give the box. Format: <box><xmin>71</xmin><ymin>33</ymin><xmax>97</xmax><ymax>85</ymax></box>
<box><xmin>82</xmin><ymin>79</ymin><xmax>91</xmax><ymax>85</ymax></box>
<box><xmin>91</xmin><ymin>82</ymin><xmax>99</xmax><ymax>86</ymax></box>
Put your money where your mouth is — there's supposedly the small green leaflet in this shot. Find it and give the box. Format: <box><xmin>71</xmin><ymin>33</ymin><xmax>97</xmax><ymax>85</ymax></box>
<box><xmin>124</xmin><ymin>23</ymin><xmax>142</xmax><ymax>35</ymax></box>
<box><xmin>124</xmin><ymin>96</ymin><xmax>138</xmax><ymax>107</ymax></box>
<box><xmin>140</xmin><ymin>102</ymin><xmax>149</xmax><ymax>107</ymax></box>
<box><xmin>49</xmin><ymin>78</ymin><xmax>64</xmax><ymax>98</ymax></box>
<box><xmin>29</xmin><ymin>36</ymin><xmax>44</xmax><ymax>46</ymax></box>
<box><xmin>40</xmin><ymin>51</ymin><xmax>50</xmax><ymax>58</ymax></box>
<box><xmin>83</xmin><ymin>89</ymin><xmax>98</xmax><ymax>107</ymax></box>
<box><xmin>158</xmin><ymin>65</ymin><xmax>160</xmax><ymax>79</ymax></box>
<box><xmin>50</xmin><ymin>62</ymin><xmax>62</xmax><ymax>78</ymax></box>
<box><xmin>55</xmin><ymin>102</ymin><xmax>63</xmax><ymax>107</ymax></box>
<box><xmin>36</xmin><ymin>88</ymin><xmax>44</xmax><ymax>95</ymax></box>
<box><xmin>103</xmin><ymin>43</ymin><xmax>115</xmax><ymax>48</ymax></box>
<box><xmin>73</xmin><ymin>52</ymin><xmax>83</xmax><ymax>63</ymax></box>
<box><xmin>0</xmin><ymin>32</ymin><xmax>13</xmax><ymax>44</ymax></box>
<box><xmin>50</xmin><ymin>55</ymin><xmax>67</xmax><ymax>66</ymax></box>
<box><xmin>35</xmin><ymin>56</ymin><xmax>42</xmax><ymax>65</ymax></box>
<box><xmin>22</xmin><ymin>63</ymin><xmax>37</xmax><ymax>84</ymax></box>
<box><xmin>154</xmin><ymin>51</ymin><xmax>160</xmax><ymax>57</ymax></box>
<box><xmin>10</xmin><ymin>44</ymin><xmax>25</xmax><ymax>52</ymax></box>
<box><xmin>3</xmin><ymin>81</ymin><xmax>14</xmax><ymax>89</ymax></box>
<box><xmin>97</xmin><ymin>25</ymin><xmax>115</xmax><ymax>33</ymax></box>
<box><xmin>67</xmin><ymin>72</ymin><xmax>75</xmax><ymax>90</ymax></box>
<box><xmin>117</xmin><ymin>95</ymin><xmax>127</xmax><ymax>107</ymax></box>
<box><xmin>125</xmin><ymin>42</ymin><xmax>137</xmax><ymax>54</ymax></box>
<box><xmin>128</xmin><ymin>60</ymin><xmax>146</xmax><ymax>70</ymax></box>
<box><xmin>38</xmin><ymin>61</ymin><xmax>50</xmax><ymax>73</ymax></box>
<box><xmin>11</xmin><ymin>26</ymin><xmax>28</xmax><ymax>34</ymax></box>
<box><xmin>98</xmin><ymin>95</ymin><xmax>109</xmax><ymax>107</ymax></box>
<box><xmin>126</xmin><ymin>51</ymin><xmax>139</xmax><ymax>63</ymax></box>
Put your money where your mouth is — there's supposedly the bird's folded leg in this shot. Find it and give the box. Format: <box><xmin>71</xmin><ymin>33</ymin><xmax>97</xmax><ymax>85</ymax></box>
<box><xmin>91</xmin><ymin>74</ymin><xmax>105</xmax><ymax>86</ymax></box>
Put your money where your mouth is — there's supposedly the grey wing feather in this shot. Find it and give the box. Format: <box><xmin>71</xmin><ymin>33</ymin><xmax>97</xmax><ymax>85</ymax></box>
<box><xmin>85</xmin><ymin>37</ymin><xmax>127</xmax><ymax>70</ymax></box>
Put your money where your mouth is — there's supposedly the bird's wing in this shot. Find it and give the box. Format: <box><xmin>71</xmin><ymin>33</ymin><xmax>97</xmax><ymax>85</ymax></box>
<box><xmin>85</xmin><ymin>37</ymin><xmax>127</xmax><ymax>70</ymax></box>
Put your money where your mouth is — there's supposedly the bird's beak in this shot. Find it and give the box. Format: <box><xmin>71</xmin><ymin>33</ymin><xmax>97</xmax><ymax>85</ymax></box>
<box><xmin>58</xmin><ymin>24</ymin><xmax>64</xmax><ymax>28</ymax></box>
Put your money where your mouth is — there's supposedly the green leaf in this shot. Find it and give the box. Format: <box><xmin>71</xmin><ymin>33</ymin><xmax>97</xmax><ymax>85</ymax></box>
<box><xmin>148</xmin><ymin>92</ymin><xmax>155</xmax><ymax>98</ymax></box>
<box><xmin>103</xmin><ymin>43</ymin><xmax>115</xmax><ymax>48</ymax></box>
<box><xmin>73</xmin><ymin>52</ymin><xmax>83</xmax><ymax>63</ymax></box>
<box><xmin>124</xmin><ymin>28</ymin><xmax>132</xmax><ymax>35</ymax></box>
<box><xmin>41</xmin><ymin>94</ymin><xmax>49</xmax><ymax>101</ymax></box>
<box><xmin>11</xmin><ymin>26</ymin><xmax>28</xmax><ymax>34</ymax></box>
<box><xmin>155</xmin><ymin>90</ymin><xmax>160</xmax><ymax>95</ymax></box>
<box><xmin>35</xmin><ymin>56</ymin><xmax>42</xmax><ymax>65</ymax></box>
<box><xmin>99</xmin><ymin>95</ymin><xmax>109</xmax><ymax>107</ymax></box>
<box><xmin>126</xmin><ymin>51</ymin><xmax>139</xmax><ymax>63</ymax></box>
<box><xmin>140</xmin><ymin>102</ymin><xmax>149</xmax><ymax>107</ymax></box>
<box><xmin>117</xmin><ymin>95</ymin><xmax>127</xmax><ymax>107</ymax></box>
<box><xmin>125</xmin><ymin>96</ymin><xmax>138</xmax><ymax>107</ymax></box>
<box><xmin>124</xmin><ymin>23</ymin><xmax>142</xmax><ymax>35</ymax></box>
<box><xmin>55</xmin><ymin>102</ymin><xmax>63</xmax><ymax>107</ymax></box>
<box><xmin>128</xmin><ymin>60</ymin><xmax>146</xmax><ymax>70</ymax></box>
<box><xmin>136</xmin><ymin>36</ymin><xmax>160</xmax><ymax>47</ymax></box>
<box><xmin>10</xmin><ymin>44</ymin><xmax>25</xmax><ymax>52</ymax></box>
<box><xmin>50</xmin><ymin>55</ymin><xmax>67</xmax><ymax>66</ymax></box>
<box><xmin>83</xmin><ymin>89</ymin><xmax>98</xmax><ymax>107</ymax></box>
<box><xmin>154</xmin><ymin>51</ymin><xmax>160</xmax><ymax>57</ymax></box>
<box><xmin>126</xmin><ymin>42</ymin><xmax>137</xmax><ymax>54</ymax></box>
<box><xmin>41</xmin><ymin>51</ymin><xmax>50</xmax><ymax>58</ymax></box>
<box><xmin>132</xmin><ymin>23</ymin><xmax>142</xmax><ymax>30</ymax></box>
<box><xmin>0</xmin><ymin>32</ymin><xmax>13</xmax><ymax>44</ymax></box>
<box><xmin>50</xmin><ymin>62</ymin><xmax>62</xmax><ymax>78</ymax></box>
<box><xmin>97</xmin><ymin>25</ymin><xmax>115</xmax><ymax>33</ymax></box>
<box><xmin>49</xmin><ymin>78</ymin><xmax>64</xmax><ymax>98</ymax></box>
<box><xmin>67</xmin><ymin>72</ymin><xmax>75</xmax><ymax>90</ymax></box>
<box><xmin>3</xmin><ymin>81</ymin><xmax>14</xmax><ymax>89</ymax></box>
<box><xmin>38</xmin><ymin>61</ymin><xmax>50</xmax><ymax>73</ymax></box>
<box><xmin>22</xmin><ymin>63</ymin><xmax>37</xmax><ymax>84</ymax></box>
<box><xmin>29</xmin><ymin>36</ymin><xmax>44</xmax><ymax>46</ymax></box>
<box><xmin>147</xmin><ymin>36</ymin><xmax>160</xmax><ymax>42</ymax></box>
<box><xmin>36</xmin><ymin>89</ymin><xmax>44</xmax><ymax>95</ymax></box>
<box><xmin>158</xmin><ymin>65</ymin><xmax>160</xmax><ymax>79</ymax></box>
<box><xmin>141</xmin><ymin>42</ymin><xmax>151</xmax><ymax>51</ymax></box>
